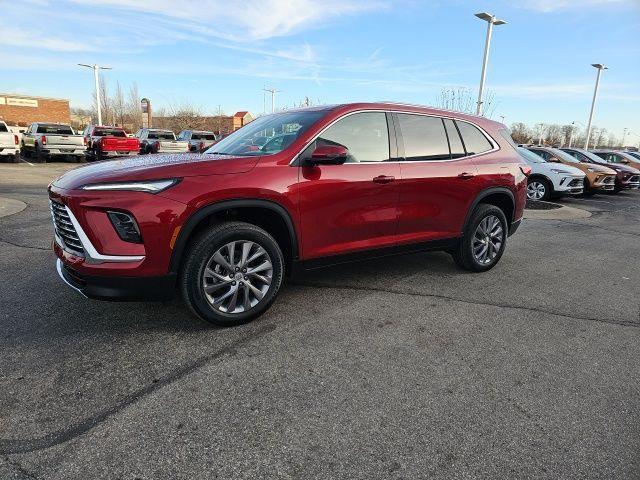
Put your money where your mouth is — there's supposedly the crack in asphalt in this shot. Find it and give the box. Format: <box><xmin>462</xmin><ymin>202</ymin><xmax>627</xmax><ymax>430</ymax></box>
<box><xmin>0</xmin><ymin>239</ymin><xmax>50</xmax><ymax>251</ymax></box>
<box><xmin>0</xmin><ymin>322</ymin><xmax>277</xmax><ymax>456</ymax></box>
<box><xmin>291</xmin><ymin>281</ymin><xmax>639</xmax><ymax>328</ymax></box>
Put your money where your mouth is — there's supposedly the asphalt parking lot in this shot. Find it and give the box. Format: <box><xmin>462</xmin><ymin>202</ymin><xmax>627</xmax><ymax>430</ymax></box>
<box><xmin>1</xmin><ymin>162</ymin><xmax>639</xmax><ymax>479</ymax></box>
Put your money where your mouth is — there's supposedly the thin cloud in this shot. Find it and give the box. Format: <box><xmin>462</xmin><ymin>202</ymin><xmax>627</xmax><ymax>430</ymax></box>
<box><xmin>513</xmin><ymin>0</ymin><xmax>635</xmax><ymax>12</ymax></box>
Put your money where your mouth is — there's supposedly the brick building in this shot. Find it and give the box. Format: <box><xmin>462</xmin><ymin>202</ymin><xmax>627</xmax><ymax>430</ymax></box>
<box><xmin>0</xmin><ymin>93</ymin><xmax>71</xmax><ymax>127</ymax></box>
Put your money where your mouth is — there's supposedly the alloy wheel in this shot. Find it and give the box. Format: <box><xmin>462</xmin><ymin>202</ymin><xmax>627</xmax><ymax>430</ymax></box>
<box><xmin>527</xmin><ymin>181</ymin><xmax>546</xmax><ymax>200</ymax></box>
<box><xmin>201</xmin><ymin>240</ymin><xmax>273</xmax><ymax>314</ymax></box>
<box><xmin>472</xmin><ymin>215</ymin><xmax>504</xmax><ymax>265</ymax></box>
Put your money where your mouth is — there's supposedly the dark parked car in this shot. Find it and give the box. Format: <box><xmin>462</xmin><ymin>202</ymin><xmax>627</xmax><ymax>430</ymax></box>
<box><xmin>49</xmin><ymin>103</ymin><xmax>528</xmax><ymax>326</ymax></box>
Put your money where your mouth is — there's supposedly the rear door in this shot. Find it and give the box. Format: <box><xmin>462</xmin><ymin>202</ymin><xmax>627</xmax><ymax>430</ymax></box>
<box><xmin>395</xmin><ymin>114</ymin><xmax>481</xmax><ymax>242</ymax></box>
<box><xmin>297</xmin><ymin>111</ymin><xmax>401</xmax><ymax>260</ymax></box>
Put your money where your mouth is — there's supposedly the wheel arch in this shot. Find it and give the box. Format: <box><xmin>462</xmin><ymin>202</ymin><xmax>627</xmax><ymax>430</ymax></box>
<box><xmin>168</xmin><ymin>199</ymin><xmax>299</xmax><ymax>275</ymax></box>
<box><xmin>463</xmin><ymin>187</ymin><xmax>515</xmax><ymax>232</ymax></box>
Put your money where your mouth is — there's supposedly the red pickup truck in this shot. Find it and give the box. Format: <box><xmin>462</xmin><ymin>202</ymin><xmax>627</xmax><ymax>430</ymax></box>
<box><xmin>83</xmin><ymin>125</ymin><xmax>140</xmax><ymax>161</ymax></box>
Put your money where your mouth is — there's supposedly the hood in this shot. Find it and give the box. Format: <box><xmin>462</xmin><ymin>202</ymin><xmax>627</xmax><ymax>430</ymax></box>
<box><xmin>52</xmin><ymin>153</ymin><xmax>260</xmax><ymax>190</ymax></box>
<box><xmin>536</xmin><ymin>162</ymin><xmax>584</xmax><ymax>177</ymax></box>
<box><xmin>572</xmin><ymin>162</ymin><xmax>617</xmax><ymax>175</ymax></box>
<box><xmin>600</xmin><ymin>162</ymin><xmax>640</xmax><ymax>174</ymax></box>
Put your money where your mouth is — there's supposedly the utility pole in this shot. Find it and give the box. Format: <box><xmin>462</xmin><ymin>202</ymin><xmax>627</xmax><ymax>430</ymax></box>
<box><xmin>474</xmin><ymin>12</ymin><xmax>506</xmax><ymax>116</ymax></box>
<box><xmin>263</xmin><ymin>87</ymin><xmax>281</xmax><ymax>113</ymax></box>
<box><xmin>584</xmin><ymin>63</ymin><xmax>608</xmax><ymax>149</ymax></box>
<box><xmin>78</xmin><ymin>63</ymin><xmax>112</xmax><ymax>126</ymax></box>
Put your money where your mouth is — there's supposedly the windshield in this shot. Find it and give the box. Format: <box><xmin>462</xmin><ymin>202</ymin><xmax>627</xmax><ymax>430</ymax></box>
<box><xmin>550</xmin><ymin>148</ymin><xmax>581</xmax><ymax>164</ymax></box>
<box><xmin>566</xmin><ymin>149</ymin><xmax>605</xmax><ymax>164</ymax></box>
<box><xmin>148</xmin><ymin>131</ymin><xmax>176</xmax><ymax>140</ymax></box>
<box><xmin>37</xmin><ymin>125</ymin><xmax>73</xmax><ymax>135</ymax></box>
<box><xmin>205</xmin><ymin>110</ymin><xmax>326</xmax><ymax>156</ymax></box>
<box><xmin>93</xmin><ymin>128</ymin><xmax>126</xmax><ymax>137</ymax></box>
<box><xmin>517</xmin><ymin>147</ymin><xmax>546</xmax><ymax>164</ymax></box>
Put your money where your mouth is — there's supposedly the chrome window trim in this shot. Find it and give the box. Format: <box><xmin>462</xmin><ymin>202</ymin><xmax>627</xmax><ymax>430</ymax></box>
<box><xmin>56</xmin><ymin>204</ymin><xmax>145</xmax><ymax>264</ymax></box>
<box><xmin>289</xmin><ymin>109</ymin><xmax>500</xmax><ymax>166</ymax></box>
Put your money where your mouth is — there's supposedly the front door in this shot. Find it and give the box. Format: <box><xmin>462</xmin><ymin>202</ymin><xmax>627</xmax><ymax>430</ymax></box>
<box><xmin>296</xmin><ymin>111</ymin><xmax>401</xmax><ymax>260</ymax></box>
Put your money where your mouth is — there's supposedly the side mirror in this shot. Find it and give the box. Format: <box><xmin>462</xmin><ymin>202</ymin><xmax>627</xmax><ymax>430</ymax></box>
<box><xmin>306</xmin><ymin>145</ymin><xmax>348</xmax><ymax>165</ymax></box>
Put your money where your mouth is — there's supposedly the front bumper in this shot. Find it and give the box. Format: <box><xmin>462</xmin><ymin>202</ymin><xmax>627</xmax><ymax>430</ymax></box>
<box><xmin>592</xmin><ymin>175</ymin><xmax>616</xmax><ymax>191</ymax></box>
<box><xmin>556</xmin><ymin>176</ymin><xmax>584</xmax><ymax>195</ymax></box>
<box><xmin>57</xmin><ymin>259</ymin><xmax>175</xmax><ymax>301</ymax></box>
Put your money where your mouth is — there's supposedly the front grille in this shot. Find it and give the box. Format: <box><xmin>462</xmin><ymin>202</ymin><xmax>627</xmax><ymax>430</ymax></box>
<box><xmin>568</xmin><ymin>178</ymin><xmax>583</xmax><ymax>187</ymax></box>
<box><xmin>628</xmin><ymin>175</ymin><xmax>640</xmax><ymax>183</ymax></box>
<box><xmin>50</xmin><ymin>200</ymin><xmax>84</xmax><ymax>256</ymax></box>
<box><xmin>603</xmin><ymin>176</ymin><xmax>615</xmax><ymax>185</ymax></box>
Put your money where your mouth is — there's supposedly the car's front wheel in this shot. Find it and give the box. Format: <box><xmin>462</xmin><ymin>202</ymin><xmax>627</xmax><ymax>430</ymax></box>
<box><xmin>451</xmin><ymin>204</ymin><xmax>508</xmax><ymax>272</ymax></box>
<box><xmin>526</xmin><ymin>178</ymin><xmax>551</xmax><ymax>201</ymax></box>
<box><xmin>180</xmin><ymin>221</ymin><xmax>284</xmax><ymax>326</ymax></box>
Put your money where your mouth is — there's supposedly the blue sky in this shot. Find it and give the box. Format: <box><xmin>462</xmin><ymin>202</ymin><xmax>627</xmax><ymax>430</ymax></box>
<box><xmin>1</xmin><ymin>0</ymin><xmax>639</xmax><ymax>139</ymax></box>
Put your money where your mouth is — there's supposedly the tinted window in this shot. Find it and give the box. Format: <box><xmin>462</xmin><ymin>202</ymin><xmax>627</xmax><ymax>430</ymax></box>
<box><xmin>0</xmin><ymin>123</ymin><xmax>8</xmax><ymax>133</ymax></box>
<box><xmin>397</xmin><ymin>114</ymin><xmax>449</xmax><ymax>161</ymax></box>
<box><xmin>192</xmin><ymin>133</ymin><xmax>216</xmax><ymax>140</ymax></box>
<box><xmin>316</xmin><ymin>112</ymin><xmax>389</xmax><ymax>163</ymax></box>
<box><xmin>456</xmin><ymin>121</ymin><xmax>493</xmax><ymax>155</ymax></box>
<box><xmin>444</xmin><ymin>119</ymin><xmax>465</xmax><ymax>158</ymax></box>
<box><xmin>148</xmin><ymin>131</ymin><xmax>176</xmax><ymax>140</ymax></box>
<box><xmin>93</xmin><ymin>128</ymin><xmax>126</xmax><ymax>137</ymax></box>
<box><xmin>37</xmin><ymin>124</ymin><xmax>73</xmax><ymax>135</ymax></box>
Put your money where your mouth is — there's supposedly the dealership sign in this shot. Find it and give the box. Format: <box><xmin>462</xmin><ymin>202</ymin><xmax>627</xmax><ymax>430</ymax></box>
<box><xmin>0</xmin><ymin>97</ymin><xmax>39</xmax><ymax>108</ymax></box>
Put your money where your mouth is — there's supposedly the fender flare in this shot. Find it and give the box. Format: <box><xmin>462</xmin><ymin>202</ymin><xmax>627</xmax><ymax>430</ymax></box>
<box><xmin>168</xmin><ymin>198</ymin><xmax>299</xmax><ymax>275</ymax></box>
<box><xmin>462</xmin><ymin>187</ymin><xmax>515</xmax><ymax>233</ymax></box>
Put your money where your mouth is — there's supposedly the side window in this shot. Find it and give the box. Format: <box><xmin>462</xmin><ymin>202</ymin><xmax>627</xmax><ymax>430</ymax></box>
<box><xmin>397</xmin><ymin>114</ymin><xmax>450</xmax><ymax>161</ymax></box>
<box><xmin>456</xmin><ymin>121</ymin><xmax>493</xmax><ymax>155</ymax></box>
<box><xmin>316</xmin><ymin>112</ymin><xmax>389</xmax><ymax>163</ymax></box>
<box><xmin>444</xmin><ymin>119</ymin><xmax>465</xmax><ymax>158</ymax></box>
<box><xmin>610</xmin><ymin>154</ymin><xmax>622</xmax><ymax>163</ymax></box>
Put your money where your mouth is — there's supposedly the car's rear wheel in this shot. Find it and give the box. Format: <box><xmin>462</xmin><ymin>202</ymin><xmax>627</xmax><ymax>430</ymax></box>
<box><xmin>451</xmin><ymin>204</ymin><xmax>507</xmax><ymax>272</ymax></box>
<box><xmin>180</xmin><ymin>221</ymin><xmax>284</xmax><ymax>326</ymax></box>
<box><xmin>526</xmin><ymin>178</ymin><xmax>551</xmax><ymax>201</ymax></box>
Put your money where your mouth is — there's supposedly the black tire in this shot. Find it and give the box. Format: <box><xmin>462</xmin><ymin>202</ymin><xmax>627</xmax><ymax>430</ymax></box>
<box><xmin>527</xmin><ymin>177</ymin><xmax>552</xmax><ymax>201</ymax></box>
<box><xmin>451</xmin><ymin>204</ymin><xmax>508</xmax><ymax>273</ymax></box>
<box><xmin>35</xmin><ymin>148</ymin><xmax>45</xmax><ymax>163</ymax></box>
<box><xmin>180</xmin><ymin>221</ymin><xmax>284</xmax><ymax>327</ymax></box>
<box><xmin>12</xmin><ymin>152</ymin><xmax>20</xmax><ymax>163</ymax></box>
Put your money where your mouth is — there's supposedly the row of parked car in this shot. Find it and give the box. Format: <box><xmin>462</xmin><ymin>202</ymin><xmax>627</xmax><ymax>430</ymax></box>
<box><xmin>0</xmin><ymin>121</ymin><xmax>222</xmax><ymax>163</ymax></box>
<box><xmin>518</xmin><ymin>145</ymin><xmax>640</xmax><ymax>200</ymax></box>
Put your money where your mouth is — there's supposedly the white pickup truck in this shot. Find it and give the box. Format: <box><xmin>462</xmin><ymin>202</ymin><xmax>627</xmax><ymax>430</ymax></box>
<box><xmin>21</xmin><ymin>122</ymin><xmax>86</xmax><ymax>162</ymax></box>
<box><xmin>135</xmin><ymin>128</ymin><xmax>190</xmax><ymax>155</ymax></box>
<box><xmin>0</xmin><ymin>121</ymin><xmax>20</xmax><ymax>162</ymax></box>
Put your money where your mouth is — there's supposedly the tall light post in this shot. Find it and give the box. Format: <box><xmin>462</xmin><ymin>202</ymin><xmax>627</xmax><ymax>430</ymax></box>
<box><xmin>621</xmin><ymin>127</ymin><xmax>628</xmax><ymax>148</ymax></box>
<box><xmin>78</xmin><ymin>63</ymin><xmax>112</xmax><ymax>126</ymax></box>
<box><xmin>474</xmin><ymin>12</ymin><xmax>506</xmax><ymax>116</ymax></box>
<box><xmin>584</xmin><ymin>63</ymin><xmax>607</xmax><ymax>149</ymax></box>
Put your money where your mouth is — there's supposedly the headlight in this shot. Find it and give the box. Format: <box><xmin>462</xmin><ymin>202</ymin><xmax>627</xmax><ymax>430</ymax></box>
<box><xmin>550</xmin><ymin>169</ymin><xmax>571</xmax><ymax>174</ymax></box>
<box><xmin>587</xmin><ymin>168</ymin><xmax>595</xmax><ymax>172</ymax></box>
<box><xmin>80</xmin><ymin>178</ymin><xmax>180</xmax><ymax>193</ymax></box>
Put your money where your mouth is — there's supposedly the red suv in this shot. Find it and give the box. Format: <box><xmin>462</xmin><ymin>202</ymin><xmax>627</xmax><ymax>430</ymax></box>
<box><xmin>49</xmin><ymin>103</ymin><xmax>528</xmax><ymax>326</ymax></box>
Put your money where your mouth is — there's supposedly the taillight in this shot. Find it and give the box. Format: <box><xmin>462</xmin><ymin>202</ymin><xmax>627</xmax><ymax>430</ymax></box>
<box><xmin>154</xmin><ymin>141</ymin><xmax>160</xmax><ymax>152</ymax></box>
<box><xmin>199</xmin><ymin>141</ymin><xmax>204</xmax><ymax>151</ymax></box>
<box><xmin>84</xmin><ymin>136</ymin><xmax>88</xmax><ymax>146</ymax></box>
<box><xmin>520</xmin><ymin>166</ymin><xmax>532</xmax><ymax>177</ymax></box>
<box><xmin>41</xmin><ymin>135</ymin><xmax>47</xmax><ymax>145</ymax></box>
<box><xmin>14</xmin><ymin>135</ymin><xmax>19</xmax><ymax>145</ymax></box>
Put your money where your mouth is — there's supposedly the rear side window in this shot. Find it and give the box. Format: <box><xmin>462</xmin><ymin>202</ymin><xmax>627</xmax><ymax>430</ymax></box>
<box><xmin>456</xmin><ymin>121</ymin><xmax>493</xmax><ymax>155</ymax></box>
<box><xmin>528</xmin><ymin>148</ymin><xmax>550</xmax><ymax>161</ymax></box>
<box><xmin>443</xmin><ymin>119</ymin><xmax>465</xmax><ymax>158</ymax></box>
<box><xmin>0</xmin><ymin>124</ymin><xmax>7</xmax><ymax>133</ymax></box>
<box><xmin>317</xmin><ymin>112</ymin><xmax>390</xmax><ymax>163</ymax></box>
<box><xmin>397</xmin><ymin>114</ymin><xmax>450</xmax><ymax>161</ymax></box>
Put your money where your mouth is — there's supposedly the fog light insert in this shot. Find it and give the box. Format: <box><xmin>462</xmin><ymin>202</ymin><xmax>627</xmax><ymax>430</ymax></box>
<box><xmin>107</xmin><ymin>211</ymin><xmax>142</xmax><ymax>243</ymax></box>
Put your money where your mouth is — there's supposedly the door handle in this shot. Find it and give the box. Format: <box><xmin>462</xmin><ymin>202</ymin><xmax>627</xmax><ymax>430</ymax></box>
<box><xmin>457</xmin><ymin>172</ymin><xmax>475</xmax><ymax>180</ymax></box>
<box><xmin>373</xmin><ymin>175</ymin><xmax>395</xmax><ymax>184</ymax></box>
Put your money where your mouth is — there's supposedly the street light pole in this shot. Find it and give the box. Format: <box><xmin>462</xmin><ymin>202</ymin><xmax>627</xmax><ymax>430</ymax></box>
<box><xmin>78</xmin><ymin>63</ymin><xmax>112</xmax><ymax>126</ymax></box>
<box><xmin>474</xmin><ymin>12</ymin><xmax>506</xmax><ymax>116</ymax></box>
<box><xmin>568</xmin><ymin>121</ymin><xmax>575</xmax><ymax>148</ymax></box>
<box><xmin>263</xmin><ymin>87</ymin><xmax>281</xmax><ymax>114</ymax></box>
<box><xmin>621</xmin><ymin>127</ymin><xmax>628</xmax><ymax>148</ymax></box>
<box><xmin>584</xmin><ymin>63</ymin><xmax>607</xmax><ymax>149</ymax></box>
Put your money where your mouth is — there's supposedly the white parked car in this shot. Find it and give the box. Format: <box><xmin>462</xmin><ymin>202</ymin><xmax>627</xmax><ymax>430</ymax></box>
<box><xmin>517</xmin><ymin>147</ymin><xmax>585</xmax><ymax>201</ymax></box>
<box><xmin>0</xmin><ymin>121</ymin><xmax>20</xmax><ymax>162</ymax></box>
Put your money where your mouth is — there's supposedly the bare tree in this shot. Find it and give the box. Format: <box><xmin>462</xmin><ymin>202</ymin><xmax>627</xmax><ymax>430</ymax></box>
<box><xmin>127</xmin><ymin>83</ymin><xmax>143</xmax><ymax>131</ymax></box>
<box><xmin>436</xmin><ymin>87</ymin><xmax>497</xmax><ymax>117</ymax></box>
<box><xmin>112</xmin><ymin>82</ymin><xmax>126</xmax><ymax>127</ymax></box>
<box><xmin>509</xmin><ymin>122</ymin><xmax>532</xmax><ymax>144</ymax></box>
